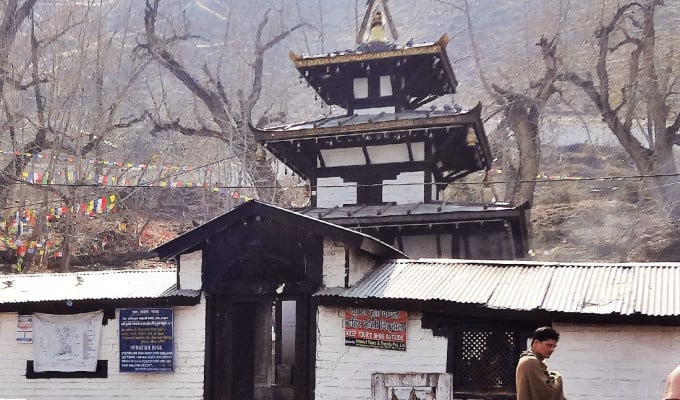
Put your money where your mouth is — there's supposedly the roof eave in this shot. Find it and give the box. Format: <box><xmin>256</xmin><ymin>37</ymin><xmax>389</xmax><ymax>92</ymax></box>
<box><xmin>154</xmin><ymin>200</ymin><xmax>406</xmax><ymax>261</ymax></box>
<box><xmin>0</xmin><ymin>294</ymin><xmax>201</xmax><ymax>312</ymax></box>
<box><xmin>289</xmin><ymin>40</ymin><xmax>445</xmax><ymax>68</ymax></box>
<box><xmin>254</xmin><ymin>108</ymin><xmax>484</xmax><ymax>141</ymax></box>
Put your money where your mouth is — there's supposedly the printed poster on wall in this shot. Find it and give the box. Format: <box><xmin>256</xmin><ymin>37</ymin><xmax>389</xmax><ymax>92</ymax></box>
<box><xmin>33</xmin><ymin>310</ymin><xmax>103</xmax><ymax>372</ymax></box>
<box><xmin>16</xmin><ymin>314</ymin><xmax>33</xmax><ymax>343</ymax></box>
<box><xmin>344</xmin><ymin>308</ymin><xmax>407</xmax><ymax>351</ymax></box>
<box><xmin>119</xmin><ymin>308</ymin><xmax>174</xmax><ymax>373</ymax></box>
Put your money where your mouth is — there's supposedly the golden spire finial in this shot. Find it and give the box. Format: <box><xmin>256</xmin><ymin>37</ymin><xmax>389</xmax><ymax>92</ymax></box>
<box><xmin>356</xmin><ymin>0</ymin><xmax>398</xmax><ymax>45</ymax></box>
<box><xmin>368</xmin><ymin>9</ymin><xmax>386</xmax><ymax>43</ymax></box>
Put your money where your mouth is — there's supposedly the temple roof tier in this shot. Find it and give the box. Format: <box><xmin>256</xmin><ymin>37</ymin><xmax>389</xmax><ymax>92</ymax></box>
<box><xmin>252</xmin><ymin>103</ymin><xmax>492</xmax><ymax>186</ymax></box>
<box><xmin>290</xmin><ymin>34</ymin><xmax>458</xmax><ymax>111</ymax></box>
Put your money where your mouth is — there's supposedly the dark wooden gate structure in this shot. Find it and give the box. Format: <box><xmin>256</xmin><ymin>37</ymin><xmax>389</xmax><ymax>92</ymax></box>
<box><xmin>155</xmin><ymin>200</ymin><xmax>402</xmax><ymax>400</ymax></box>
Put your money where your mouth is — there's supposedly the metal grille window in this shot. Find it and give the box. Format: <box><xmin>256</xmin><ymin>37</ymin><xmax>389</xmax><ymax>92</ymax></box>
<box><xmin>447</xmin><ymin>326</ymin><xmax>526</xmax><ymax>399</ymax></box>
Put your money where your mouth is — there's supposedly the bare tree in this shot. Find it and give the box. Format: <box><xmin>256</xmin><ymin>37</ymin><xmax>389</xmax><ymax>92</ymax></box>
<box><xmin>0</xmin><ymin>2</ymin><xmax>156</xmax><ymax>272</ymax></box>
<box><xmin>0</xmin><ymin>0</ymin><xmax>40</xmax><ymax>208</ymax></box>
<box><xmin>48</xmin><ymin>2</ymin><xmax>154</xmax><ymax>271</ymax></box>
<box><xmin>559</xmin><ymin>0</ymin><xmax>680</xmax><ymax>228</ymax></box>
<box><xmin>461</xmin><ymin>0</ymin><xmax>561</xmax><ymax>208</ymax></box>
<box><xmin>138</xmin><ymin>0</ymin><xmax>310</xmax><ymax>202</ymax></box>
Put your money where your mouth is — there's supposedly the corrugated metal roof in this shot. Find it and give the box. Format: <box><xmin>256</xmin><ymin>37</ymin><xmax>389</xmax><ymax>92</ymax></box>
<box><xmin>315</xmin><ymin>259</ymin><xmax>680</xmax><ymax>317</ymax></box>
<box><xmin>0</xmin><ymin>268</ymin><xmax>195</xmax><ymax>304</ymax></box>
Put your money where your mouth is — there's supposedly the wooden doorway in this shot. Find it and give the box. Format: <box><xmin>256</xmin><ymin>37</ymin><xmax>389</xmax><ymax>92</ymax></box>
<box><xmin>205</xmin><ymin>294</ymin><xmax>314</xmax><ymax>400</ymax></box>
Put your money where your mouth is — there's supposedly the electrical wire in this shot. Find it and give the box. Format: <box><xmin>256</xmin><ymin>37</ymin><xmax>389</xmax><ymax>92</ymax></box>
<box><xmin>4</xmin><ymin>170</ymin><xmax>680</xmax><ymax>189</ymax></box>
<box><xmin>1</xmin><ymin>156</ymin><xmax>679</xmax><ymax>213</ymax></box>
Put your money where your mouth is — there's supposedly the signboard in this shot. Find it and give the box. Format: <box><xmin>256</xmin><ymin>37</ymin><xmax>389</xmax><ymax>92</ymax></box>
<box><xmin>16</xmin><ymin>314</ymin><xmax>33</xmax><ymax>343</ymax></box>
<box><xmin>344</xmin><ymin>308</ymin><xmax>407</xmax><ymax>351</ymax></box>
<box><xmin>119</xmin><ymin>308</ymin><xmax>174</xmax><ymax>373</ymax></box>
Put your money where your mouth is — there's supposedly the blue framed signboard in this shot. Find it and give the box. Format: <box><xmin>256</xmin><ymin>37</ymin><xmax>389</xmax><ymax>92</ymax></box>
<box><xmin>119</xmin><ymin>308</ymin><xmax>174</xmax><ymax>373</ymax></box>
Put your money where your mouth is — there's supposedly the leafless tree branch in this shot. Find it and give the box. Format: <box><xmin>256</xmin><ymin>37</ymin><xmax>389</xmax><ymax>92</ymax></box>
<box><xmin>149</xmin><ymin>118</ymin><xmax>223</xmax><ymax>139</ymax></box>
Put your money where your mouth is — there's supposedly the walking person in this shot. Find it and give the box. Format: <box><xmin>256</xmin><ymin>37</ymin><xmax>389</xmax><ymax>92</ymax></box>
<box><xmin>516</xmin><ymin>326</ymin><xmax>566</xmax><ymax>400</ymax></box>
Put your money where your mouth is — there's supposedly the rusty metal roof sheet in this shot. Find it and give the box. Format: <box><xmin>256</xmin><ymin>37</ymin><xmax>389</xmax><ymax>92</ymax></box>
<box><xmin>315</xmin><ymin>259</ymin><xmax>680</xmax><ymax>317</ymax></box>
<box><xmin>0</xmin><ymin>268</ymin><xmax>195</xmax><ymax>304</ymax></box>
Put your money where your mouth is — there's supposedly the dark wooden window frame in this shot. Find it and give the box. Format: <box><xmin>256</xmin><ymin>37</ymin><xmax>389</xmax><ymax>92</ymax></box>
<box><xmin>26</xmin><ymin>360</ymin><xmax>108</xmax><ymax>379</ymax></box>
<box><xmin>447</xmin><ymin>325</ymin><xmax>526</xmax><ymax>399</ymax></box>
<box><xmin>423</xmin><ymin>316</ymin><xmax>540</xmax><ymax>400</ymax></box>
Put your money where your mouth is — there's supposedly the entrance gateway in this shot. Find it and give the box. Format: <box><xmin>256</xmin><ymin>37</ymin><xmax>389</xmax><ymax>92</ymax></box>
<box><xmin>155</xmin><ymin>200</ymin><xmax>403</xmax><ymax>400</ymax></box>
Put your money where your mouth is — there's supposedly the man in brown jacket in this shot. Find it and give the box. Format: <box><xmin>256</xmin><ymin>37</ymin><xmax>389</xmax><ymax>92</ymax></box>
<box><xmin>516</xmin><ymin>326</ymin><xmax>566</xmax><ymax>400</ymax></box>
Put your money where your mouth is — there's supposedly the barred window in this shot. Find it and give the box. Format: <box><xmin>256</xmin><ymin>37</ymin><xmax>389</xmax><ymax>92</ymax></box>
<box><xmin>446</xmin><ymin>325</ymin><xmax>529</xmax><ymax>399</ymax></box>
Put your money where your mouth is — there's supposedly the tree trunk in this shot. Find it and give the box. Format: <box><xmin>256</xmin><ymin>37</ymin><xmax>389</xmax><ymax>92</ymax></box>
<box><xmin>563</xmin><ymin>0</ymin><xmax>680</xmax><ymax>229</ymax></box>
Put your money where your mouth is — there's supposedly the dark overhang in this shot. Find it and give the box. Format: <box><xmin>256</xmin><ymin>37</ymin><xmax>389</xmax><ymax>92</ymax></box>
<box><xmin>0</xmin><ymin>294</ymin><xmax>201</xmax><ymax>314</ymax></box>
<box><xmin>296</xmin><ymin>202</ymin><xmax>530</xmax><ymax>258</ymax></box>
<box><xmin>297</xmin><ymin>202</ymin><xmax>524</xmax><ymax>226</ymax></box>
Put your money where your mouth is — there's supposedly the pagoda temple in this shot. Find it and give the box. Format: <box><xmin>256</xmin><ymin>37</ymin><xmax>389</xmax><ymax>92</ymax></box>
<box><xmin>253</xmin><ymin>1</ymin><xmax>529</xmax><ymax>259</ymax></box>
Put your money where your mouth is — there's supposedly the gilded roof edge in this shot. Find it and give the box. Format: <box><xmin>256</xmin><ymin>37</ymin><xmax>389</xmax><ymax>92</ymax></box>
<box><xmin>289</xmin><ymin>34</ymin><xmax>449</xmax><ymax>68</ymax></box>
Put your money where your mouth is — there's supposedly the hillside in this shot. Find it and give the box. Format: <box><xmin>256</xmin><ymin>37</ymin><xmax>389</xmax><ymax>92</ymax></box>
<box><xmin>528</xmin><ymin>144</ymin><xmax>680</xmax><ymax>263</ymax></box>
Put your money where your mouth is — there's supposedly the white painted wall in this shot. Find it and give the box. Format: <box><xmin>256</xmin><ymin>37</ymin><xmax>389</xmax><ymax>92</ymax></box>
<box><xmin>316</xmin><ymin>177</ymin><xmax>356</xmax><ymax>208</ymax></box>
<box><xmin>314</xmin><ymin>314</ymin><xmax>680</xmax><ymax>400</ymax></box>
<box><xmin>383</xmin><ymin>171</ymin><xmax>425</xmax><ymax>205</ymax></box>
<box><xmin>550</xmin><ymin>323</ymin><xmax>679</xmax><ymax>400</ymax></box>
<box><xmin>322</xmin><ymin>239</ymin><xmax>380</xmax><ymax>288</ymax></box>
<box><xmin>348</xmin><ymin>247</ymin><xmax>379</xmax><ymax>286</ymax></box>
<box><xmin>315</xmin><ymin>306</ymin><xmax>447</xmax><ymax>400</ymax></box>
<box><xmin>322</xmin><ymin>240</ymin><xmax>346</xmax><ymax>287</ymax></box>
<box><xmin>179</xmin><ymin>250</ymin><xmax>202</xmax><ymax>290</ymax></box>
<box><xmin>0</xmin><ymin>300</ymin><xmax>206</xmax><ymax>400</ymax></box>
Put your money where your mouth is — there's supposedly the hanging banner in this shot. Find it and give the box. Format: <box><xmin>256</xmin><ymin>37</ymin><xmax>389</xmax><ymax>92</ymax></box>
<box><xmin>344</xmin><ymin>308</ymin><xmax>408</xmax><ymax>351</ymax></box>
<box><xmin>33</xmin><ymin>310</ymin><xmax>103</xmax><ymax>372</ymax></box>
<box><xmin>119</xmin><ymin>308</ymin><xmax>174</xmax><ymax>373</ymax></box>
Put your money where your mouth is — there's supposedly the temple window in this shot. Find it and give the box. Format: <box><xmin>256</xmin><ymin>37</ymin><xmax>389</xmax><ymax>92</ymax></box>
<box><xmin>353</xmin><ymin>77</ymin><xmax>369</xmax><ymax>99</ymax></box>
<box><xmin>379</xmin><ymin>75</ymin><xmax>393</xmax><ymax>97</ymax></box>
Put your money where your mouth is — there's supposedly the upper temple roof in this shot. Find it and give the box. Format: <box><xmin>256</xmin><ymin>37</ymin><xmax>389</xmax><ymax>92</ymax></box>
<box><xmin>290</xmin><ymin>34</ymin><xmax>458</xmax><ymax>112</ymax></box>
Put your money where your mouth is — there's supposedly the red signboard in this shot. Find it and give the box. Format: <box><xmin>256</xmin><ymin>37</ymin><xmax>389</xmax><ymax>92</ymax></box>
<box><xmin>344</xmin><ymin>308</ymin><xmax>407</xmax><ymax>351</ymax></box>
